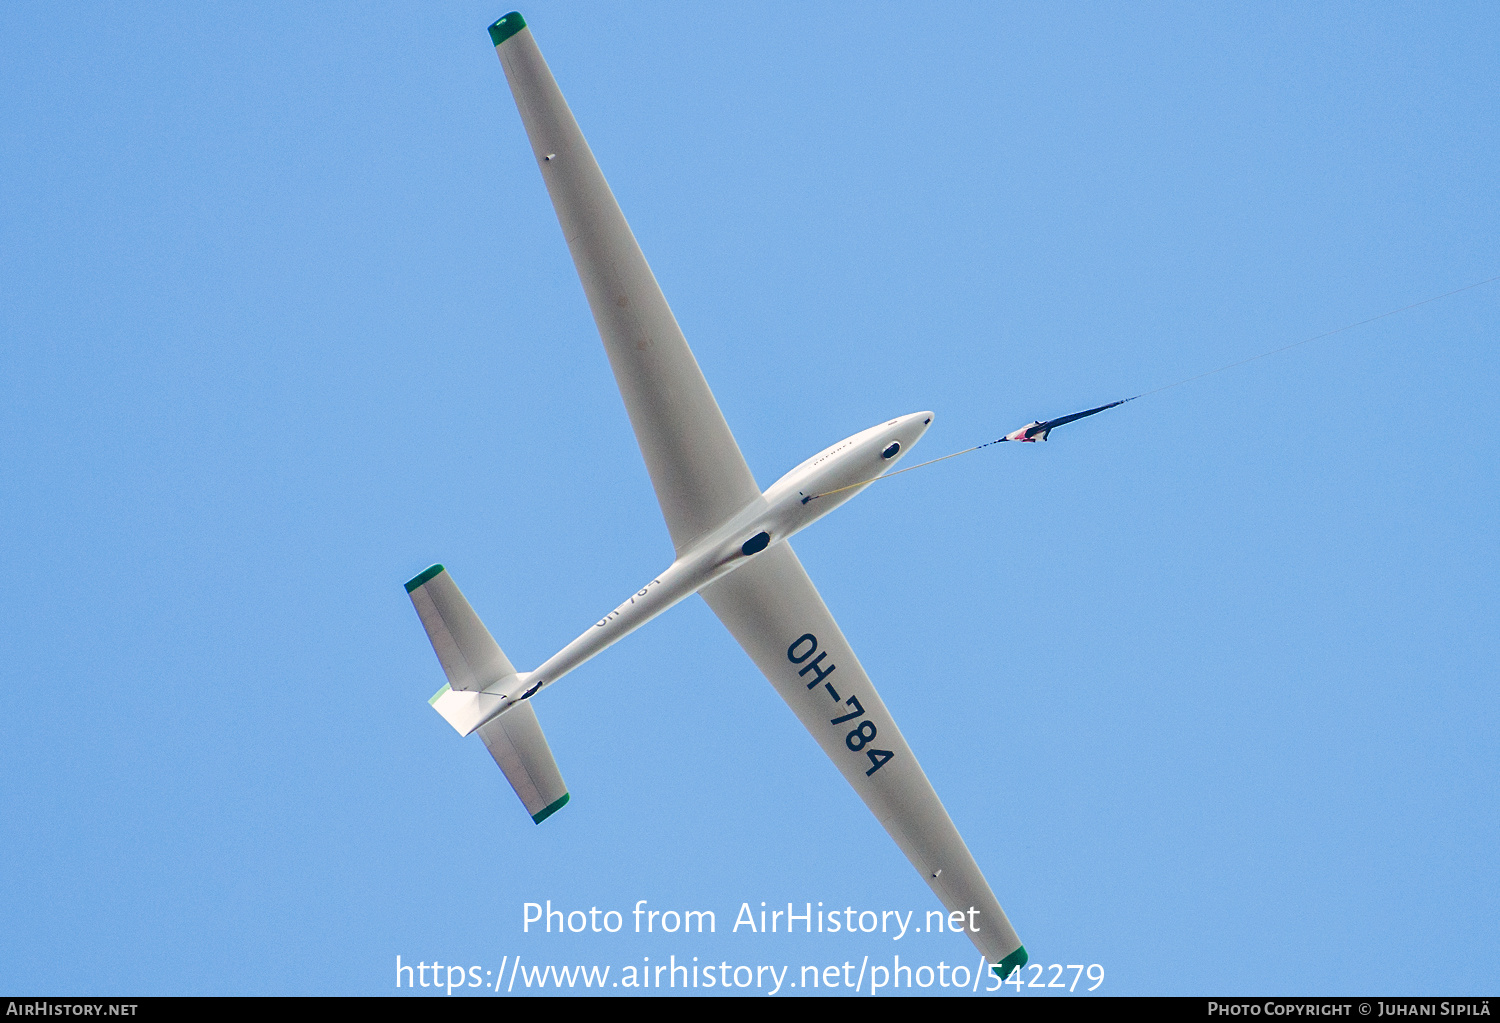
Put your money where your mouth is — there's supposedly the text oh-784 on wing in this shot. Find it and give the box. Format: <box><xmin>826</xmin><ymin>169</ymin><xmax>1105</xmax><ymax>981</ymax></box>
<box><xmin>787</xmin><ymin>634</ymin><xmax>895</xmax><ymax>777</ymax></box>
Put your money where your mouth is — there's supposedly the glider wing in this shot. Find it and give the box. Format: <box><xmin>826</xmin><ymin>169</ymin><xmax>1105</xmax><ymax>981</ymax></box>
<box><xmin>491</xmin><ymin>16</ymin><xmax>762</xmax><ymax>553</ymax></box>
<box><xmin>700</xmin><ymin>541</ymin><xmax>1027</xmax><ymax>972</ymax></box>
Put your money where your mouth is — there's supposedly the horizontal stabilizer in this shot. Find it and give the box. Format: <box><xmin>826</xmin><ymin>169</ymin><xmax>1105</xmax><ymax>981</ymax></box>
<box><xmin>406</xmin><ymin>562</ymin><xmax>566</xmax><ymax>821</ymax></box>
<box><xmin>406</xmin><ymin>565</ymin><xmax>519</xmax><ymax>693</ymax></box>
<box><xmin>477</xmin><ymin>703</ymin><xmax>570</xmax><ymax>824</ymax></box>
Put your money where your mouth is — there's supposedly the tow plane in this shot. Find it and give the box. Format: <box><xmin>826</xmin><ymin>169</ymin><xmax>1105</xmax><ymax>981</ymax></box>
<box><xmin>1002</xmin><ymin>399</ymin><xmax>1129</xmax><ymax>443</ymax></box>
<box><xmin>404</xmin><ymin>12</ymin><xmax>1026</xmax><ymax>977</ymax></box>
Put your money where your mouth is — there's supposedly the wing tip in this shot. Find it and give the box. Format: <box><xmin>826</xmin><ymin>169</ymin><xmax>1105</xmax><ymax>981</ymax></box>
<box><xmin>992</xmin><ymin>945</ymin><xmax>1028</xmax><ymax>978</ymax></box>
<box><xmin>405</xmin><ymin>564</ymin><xmax>446</xmax><ymax>593</ymax></box>
<box><xmin>531</xmin><ymin>791</ymin><xmax>569</xmax><ymax>824</ymax></box>
<box><xmin>488</xmin><ymin>12</ymin><xmax>527</xmax><ymax>47</ymax></box>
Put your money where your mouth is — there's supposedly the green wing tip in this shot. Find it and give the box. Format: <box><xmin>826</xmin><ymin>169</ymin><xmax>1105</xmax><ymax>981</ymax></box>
<box><xmin>993</xmin><ymin>945</ymin><xmax>1028</xmax><ymax>978</ymax></box>
<box><xmin>404</xmin><ymin>564</ymin><xmax>445</xmax><ymax>592</ymax></box>
<box><xmin>427</xmin><ymin>683</ymin><xmax>452</xmax><ymax>706</ymax></box>
<box><xmin>488</xmin><ymin>12</ymin><xmax>526</xmax><ymax>46</ymax></box>
<box><xmin>531</xmin><ymin>792</ymin><xmax>569</xmax><ymax>824</ymax></box>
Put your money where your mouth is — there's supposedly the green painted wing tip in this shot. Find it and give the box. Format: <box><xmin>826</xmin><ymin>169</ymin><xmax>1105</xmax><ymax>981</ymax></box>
<box><xmin>404</xmin><ymin>564</ymin><xmax>445</xmax><ymax>593</ymax></box>
<box><xmin>531</xmin><ymin>792</ymin><xmax>569</xmax><ymax>824</ymax></box>
<box><xmin>992</xmin><ymin>945</ymin><xmax>1028</xmax><ymax>978</ymax></box>
<box><xmin>428</xmin><ymin>683</ymin><xmax>452</xmax><ymax>706</ymax></box>
<box><xmin>488</xmin><ymin>12</ymin><xmax>526</xmax><ymax>47</ymax></box>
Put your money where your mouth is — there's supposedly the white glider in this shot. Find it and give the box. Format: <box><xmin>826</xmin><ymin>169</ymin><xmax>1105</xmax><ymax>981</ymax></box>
<box><xmin>405</xmin><ymin>12</ymin><xmax>1026</xmax><ymax>977</ymax></box>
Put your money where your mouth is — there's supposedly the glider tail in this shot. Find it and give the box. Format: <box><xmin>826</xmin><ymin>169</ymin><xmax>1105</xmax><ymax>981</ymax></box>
<box><xmin>406</xmin><ymin>565</ymin><xmax>570</xmax><ymax>824</ymax></box>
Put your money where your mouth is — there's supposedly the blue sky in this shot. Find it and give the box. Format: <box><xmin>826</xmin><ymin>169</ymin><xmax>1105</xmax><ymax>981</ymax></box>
<box><xmin>2</xmin><ymin>1</ymin><xmax>1497</xmax><ymax>996</ymax></box>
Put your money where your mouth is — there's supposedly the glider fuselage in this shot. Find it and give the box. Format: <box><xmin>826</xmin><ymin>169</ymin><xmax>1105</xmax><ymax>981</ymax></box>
<box><xmin>464</xmin><ymin>411</ymin><xmax>932</xmax><ymax>730</ymax></box>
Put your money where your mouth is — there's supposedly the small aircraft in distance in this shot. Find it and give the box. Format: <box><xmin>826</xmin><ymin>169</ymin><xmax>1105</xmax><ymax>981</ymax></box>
<box><xmin>1001</xmin><ymin>399</ymin><xmax>1129</xmax><ymax>443</ymax></box>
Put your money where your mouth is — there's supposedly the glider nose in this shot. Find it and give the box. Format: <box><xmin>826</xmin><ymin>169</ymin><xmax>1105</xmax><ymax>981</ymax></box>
<box><xmin>880</xmin><ymin>413</ymin><xmax>933</xmax><ymax>462</ymax></box>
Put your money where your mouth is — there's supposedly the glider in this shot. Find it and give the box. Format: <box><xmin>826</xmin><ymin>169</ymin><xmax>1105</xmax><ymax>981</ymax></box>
<box><xmin>1002</xmin><ymin>399</ymin><xmax>1128</xmax><ymax>443</ymax></box>
<box><xmin>404</xmin><ymin>12</ymin><xmax>1027</xmax><ymax>978</ymax></box>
